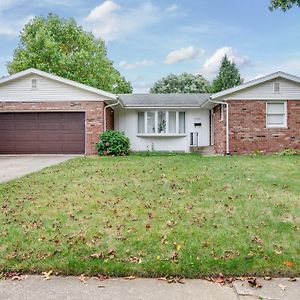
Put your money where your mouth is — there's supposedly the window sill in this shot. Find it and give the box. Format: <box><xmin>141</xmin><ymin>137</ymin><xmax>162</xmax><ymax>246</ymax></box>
<box><xmin>266</xmin><ymin>126</ymin><xmax>287</xmax><ymax>129</ymax></box>
<box><xmin>137</xmin><ymin>134</ymin><xmax>187</xmax><ymax>138</ymax></box>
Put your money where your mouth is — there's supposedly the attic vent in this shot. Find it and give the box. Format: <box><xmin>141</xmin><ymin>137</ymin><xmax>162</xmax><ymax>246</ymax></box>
<box><xmin>274</xmin><ymin>82</ymin><xmax>280</xmax><ymax>93</ymax></box>
<box><xmin>31</xmin><ymin>78</ymin><xmax>37</xmax><ymax>89</ymax></box>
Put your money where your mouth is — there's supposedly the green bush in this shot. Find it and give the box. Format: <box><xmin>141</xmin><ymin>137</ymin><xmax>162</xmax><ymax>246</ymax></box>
<box><xmin>278</xmin><ymin>148</ymin><xmax>300</xmax><ymax>156</ymax></box>
<box><xmin>96</xmin><ymin>130</ymin><xmax>130</xmax><ymax>156</ymax></box>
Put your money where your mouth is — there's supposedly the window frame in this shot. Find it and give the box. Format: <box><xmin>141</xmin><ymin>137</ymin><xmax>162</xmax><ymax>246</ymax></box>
<box><xmin>273</xmin><ymin>82</ymin><xmax>280</xmax><ymax>94</ymax></box>
<box><xmin>266</xmin><ymin>101</ymin><xmax>287</xmax><ymax>129</ymax></box>
<box><xmin>137</xmin><ymin>110</ymin><xmax>186</xmax><ymax>136</ymax></box>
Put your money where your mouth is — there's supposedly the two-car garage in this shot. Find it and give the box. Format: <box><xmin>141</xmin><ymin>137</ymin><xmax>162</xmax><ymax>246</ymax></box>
<box><xmin>0</xmin><ymin>112</ymin><xmax>85</xmax><ymax>154</ymax></box>
<box><xmin>0</xmin><ymin>68</ymin><xmax>117</xmax><ymax>155</ymax></box>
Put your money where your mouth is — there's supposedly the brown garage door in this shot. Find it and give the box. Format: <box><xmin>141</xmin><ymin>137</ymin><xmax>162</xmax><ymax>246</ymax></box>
<box><xmin>0</xmin><ymin>112</ymin><xmax>85</xmax><ymax>154</ymax></box>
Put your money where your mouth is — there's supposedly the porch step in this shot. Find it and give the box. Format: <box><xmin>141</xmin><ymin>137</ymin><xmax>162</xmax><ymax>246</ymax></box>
<box><xmin>190</xmin><ymin>145</ymin><xmax>216</xmax><ymax>156</ymax></box>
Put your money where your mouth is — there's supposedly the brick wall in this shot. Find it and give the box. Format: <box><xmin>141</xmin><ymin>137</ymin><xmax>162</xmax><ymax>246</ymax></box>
<box><xmin>213</xmin><ymin>104</ymin><xmax>226</xmax><ymax>154</ymax></box>
<box><xmin>214</xmin><ymin>100</ymin><xmax>300</xmax><ymax>155</ymax></box>
<box><xmin>0</xmin><ymin>101</ymin><xmax>107</xmax><ymax>155</ymax></box>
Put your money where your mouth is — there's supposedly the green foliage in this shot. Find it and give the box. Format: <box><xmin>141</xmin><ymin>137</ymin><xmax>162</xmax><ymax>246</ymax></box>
<box><xmin>270</xmin><ymin>0</ymin><xmax>300</xmax><ymax>11</ymax></box>
<box><xmin>211</xmin><ymin>55</ymin><xmax>243</xmax><ymax>93</ymax></box>
<box><xmin>96</xmin><ymin>130</ymin><xmax>130</xmax><ymax>156</ymax></box>
<box><xmin>278</xmin><ymin>148</ymin><xmax>300</xmax><ymax>156</ymax></box>
<box><xmin>7</xmin><ymin>14</ymin><xmax>132</xmax><ymax>94</ymax></box>
<box><xmin>150</xmin><ymin>73</ymin><xmax>210</xmax><ymax>94</ymax></box>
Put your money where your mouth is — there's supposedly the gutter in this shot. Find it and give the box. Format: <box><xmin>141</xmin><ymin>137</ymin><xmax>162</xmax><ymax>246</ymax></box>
<box><xmin>209</xmin><ymin>99</ymin><xmax>230</xmax><ymax>155</ymax></box>
<box><xmin>104</xmin><ymin>97</ymin><xmax>120</xmax><ymax>132</ymax></box>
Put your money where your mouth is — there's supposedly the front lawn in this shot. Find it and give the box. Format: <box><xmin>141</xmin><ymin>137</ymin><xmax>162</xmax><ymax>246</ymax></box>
<box><xmin>0</xmin><ymin>154</ymin><xmax>299</xmax><ymax>278</ymax></box>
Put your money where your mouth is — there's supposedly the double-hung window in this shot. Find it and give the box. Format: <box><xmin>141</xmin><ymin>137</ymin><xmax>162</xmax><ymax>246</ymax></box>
<box><xmin>138</xmin><ymin>111</ymin><xmax>185</xmax><ymax>135</ymax></box>
<box><xmin>266</xmin><ymin>101</ymin><xmax>287</xmax><ymax>128</ymax></box>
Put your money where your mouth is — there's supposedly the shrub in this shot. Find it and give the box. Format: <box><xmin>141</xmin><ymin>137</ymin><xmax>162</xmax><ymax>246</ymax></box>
<box><xmin>96</xmin><ymin>130</ymin><xmax>130</xmax><ymax>156</ymax></box>
<box><xmin>278</xmin><ymin>148</ymin><xmax>300</xmax><ymax>156</ymax></box>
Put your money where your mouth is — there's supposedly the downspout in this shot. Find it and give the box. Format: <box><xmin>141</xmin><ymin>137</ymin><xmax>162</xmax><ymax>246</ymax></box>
<box><xmin>209</xmin><ymin>99</ymin><xmax>230</xmax><ymax>155</ymax></box>
<box><xmin>104</xmin><ymin>97</ymin><xmax>120</xmax><ymax>132</ymax></box>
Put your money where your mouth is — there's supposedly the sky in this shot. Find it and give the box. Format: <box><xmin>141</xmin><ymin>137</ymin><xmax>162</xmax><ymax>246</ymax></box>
<box><xmin>1</xmin><ymin>0</ymin><xmax>300</xmax><ymax>92</ymax></box>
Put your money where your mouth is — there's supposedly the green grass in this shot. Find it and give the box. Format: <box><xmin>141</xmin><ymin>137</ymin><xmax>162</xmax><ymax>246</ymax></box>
<box><xmin>0</xmin><ymin>154</ymin><xmax>299</xmax><ymax>278</ymax></box>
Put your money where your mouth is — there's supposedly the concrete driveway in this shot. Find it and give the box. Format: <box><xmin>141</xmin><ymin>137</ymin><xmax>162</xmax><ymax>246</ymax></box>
<box><xmin>0</xmin><ymin>155</ymin><xmax>77</xmax><ymax>183</ymax></box>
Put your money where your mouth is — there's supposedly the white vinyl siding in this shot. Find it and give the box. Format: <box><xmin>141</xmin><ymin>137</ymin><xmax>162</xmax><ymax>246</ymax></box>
<box><xmin>0</xmin><ymin>74</ymin><xmax>107</xmax><ymax>101</ymax></box>
<box><xmin>266</xmin><ymin>101</ymin><xmax>287</xmax><ymax>128</ymax></box>
<box><xmin>224</xmin><ymin>78</ymin><xmax>300</xmax><ymax>100</ymax></box>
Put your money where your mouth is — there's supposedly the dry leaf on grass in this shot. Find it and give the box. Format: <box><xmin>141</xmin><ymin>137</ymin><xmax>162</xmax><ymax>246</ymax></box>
<box><xmin>283</xmin><ymin>260</ymin><xmax>295</xmax><ymax>267</ymax></box>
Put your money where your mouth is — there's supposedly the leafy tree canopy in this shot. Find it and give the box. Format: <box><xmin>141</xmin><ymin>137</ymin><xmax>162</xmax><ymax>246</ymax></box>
<box><xmin>270</xmin><ymin>0</ymin><xmax>300</xmax><ymax>11</ymax></box>
<box><xmin>211</xmin><ymin>55</ymin><xmax>243</xmax><ymax>93</ymax></box>
<box><xmin>150</xmin><ymin>73</ymin><xmax>210</xmax><ymax>94</ymax></box>
<box><xmin>8</xmin><ymin>14</ymin><xmax>132</xmax><ymax>94</ymax></box>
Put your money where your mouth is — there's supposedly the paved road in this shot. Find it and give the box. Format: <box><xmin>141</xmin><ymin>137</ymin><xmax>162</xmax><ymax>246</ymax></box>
<box><xmin>0</xmin><ymin>276</ymin><xmax>299</xmax><ymax>300</ymax></box>
<box><xmin>0</xmin><ymin>155</ymin><xmax>77</xmax><ymax>183</ymax></box>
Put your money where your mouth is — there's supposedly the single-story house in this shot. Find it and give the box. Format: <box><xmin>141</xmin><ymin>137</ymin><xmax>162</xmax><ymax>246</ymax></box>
<box><xmin>0</xmin><ymin>68</ymin><xmax>299</xmax><ymax>155</ymax></box>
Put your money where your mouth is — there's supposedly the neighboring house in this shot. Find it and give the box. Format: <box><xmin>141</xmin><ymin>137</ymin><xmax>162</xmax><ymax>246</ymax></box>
<box><xmin>0</xmin><ymin>68</ymin><xmax>299</xmax><ymax>155</ymax></box>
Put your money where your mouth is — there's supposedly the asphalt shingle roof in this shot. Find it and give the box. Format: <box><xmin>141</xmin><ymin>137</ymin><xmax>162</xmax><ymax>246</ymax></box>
<box><xmin>117</xmin><ymin>93</ymin><xmax>210</xmax><ymax>107</ymax></box>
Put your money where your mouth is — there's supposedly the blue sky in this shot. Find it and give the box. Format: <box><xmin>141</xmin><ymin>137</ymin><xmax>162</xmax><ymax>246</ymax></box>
<box><xmin>1</xmin><ymin>0</ymin><xmax>300</xmax><ymax>92</ymax></box>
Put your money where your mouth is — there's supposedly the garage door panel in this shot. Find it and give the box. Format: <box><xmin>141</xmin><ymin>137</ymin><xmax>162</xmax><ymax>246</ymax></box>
<box><xmin>0</xmin><ymin>121</ymin><xmax>16</xmax><ymax>130</ymax></box>
<box><xmin>0</xmin><ymin>112</ymin><xmax>85</xmax><ymax>154</ymax></box>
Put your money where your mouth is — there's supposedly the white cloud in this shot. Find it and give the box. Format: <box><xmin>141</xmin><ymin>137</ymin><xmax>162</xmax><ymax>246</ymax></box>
<box><xmin>164</xmin><ymin>46</ymin><xmax>204</xmax><ymax>64</ymax></box>
<box><xmin>84</xmin><ymin>1</ymin><xmax>159</xmax><ymax>41</ymax></box>
<box><xmin>166</xmin><ymin>4</ymin><xmax>178</xmax><ymax>12</ymax></box>
<box><xmin>119</xmin><ymin>59</ymin><xmax>154</xmax><ymax>69</ymax></box>
<box><xmin>202</xmin><ymin>46</ymin><xmax>250</xmax><ymax>79</ymax></box>
<box><xmin>86</xmin><ymin>0</ymin><xmax>120</xmax><ymax>21</ymax></box>
<box><xmin>0</xmin><ymin>14</ymin><xmax>33</xmax><ymax>36</ymax></box>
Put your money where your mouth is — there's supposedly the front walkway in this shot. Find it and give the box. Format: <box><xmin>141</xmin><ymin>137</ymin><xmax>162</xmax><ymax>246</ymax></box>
<box><xmin>0</xmin><ymin>276</ymin><xmax>299</xmax><ymax>300</ymax></box>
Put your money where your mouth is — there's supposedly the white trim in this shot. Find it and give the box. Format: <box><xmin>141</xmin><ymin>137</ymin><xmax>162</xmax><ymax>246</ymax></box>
<box><xmin>125</xmin><ymin>106</ymin><xmax>202</xmax><ymax>109</ymax></box>
<box><xmin>211</xmin><ymin>71</ymin><xmax>300</xmax><ymax>99</ymax></box>
<box><xmin>0</xmin><ymin>68</ymin><xmax>117</xmax><ymax>100</ymax></box>
<box><xmin>137</xmin><ymin>134</ymin><xmax>186</xmax><ymax>138</ymax></box>
<box><xmin>266</xmin><ymin>101</ymin><xmax>287</xmax><ymax>129</ymax></box>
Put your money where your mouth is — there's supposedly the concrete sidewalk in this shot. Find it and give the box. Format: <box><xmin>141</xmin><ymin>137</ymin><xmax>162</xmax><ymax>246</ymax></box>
<box><xmin>0</xmin><ymin>276</ymin><xmax>299</xmax><ymax>300</ymax></box>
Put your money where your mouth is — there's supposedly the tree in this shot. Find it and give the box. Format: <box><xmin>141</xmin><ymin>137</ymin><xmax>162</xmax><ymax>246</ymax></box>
<box><xmin>150</xmin><ymin>73</ymin><xmax>210</xmax><ymax>94</ymax></box>
<box><xmin>270</xmin><ymin>0</ymin><xmax>300</xmax><ymax>11</ymax></box>
<box><xmin>8</xmin><ymin>14</ymin><xmax>132</xmax><ymax>94</ymax></box>
<box><xmin>211</xmin><ymin>55</ymin><xmax>243</xmax><ymax>93</ymax></box>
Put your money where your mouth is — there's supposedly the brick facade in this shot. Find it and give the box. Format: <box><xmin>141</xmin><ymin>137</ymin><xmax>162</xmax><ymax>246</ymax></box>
<box><xmin>0</xmin><ymin>101</ymin><xmax>112</xmax><ymax>155</ymax></box>
<box><xmin>213</xmin><ymin>100</ymin><xmax>300</xmax><ymax>155</ymax></box>
<box><xmin>213</xmin><ymin>104</ymin><xmax>226</xmax><ymax>154</ymax></box>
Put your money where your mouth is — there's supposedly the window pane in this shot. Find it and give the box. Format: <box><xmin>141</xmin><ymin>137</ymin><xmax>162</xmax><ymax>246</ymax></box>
<box><xmin>138</xmin><ymin>112</ymin><xmax>145</xmax><ymax>133</ymax></box>
<box><xmin>169</xmin><ymin>112</ymin><xmax>176</xmax><ymax>133</ymax></box>
<box><xmin>157</xmin><ymin>111</ymin><xmax>166</xmax><ymax>133</ymax></box>
<box><xmin>267</xmin><ymin>114</ymin><xmax>284</xmax><ymax>125</ymax></box>
<box><xmin>179</xmin><ymin>112</ymin><xmax>185</xmax><ymax>133</ymax></box>
<box><xmin>147</xmin><ymin>112</ymin><xmax>155</xmax><ymax>133</ymax></box>
<box><xmin>267</xmin><ymin>103</ymin><xmax>284</xmax><ymax>114</ymax></box>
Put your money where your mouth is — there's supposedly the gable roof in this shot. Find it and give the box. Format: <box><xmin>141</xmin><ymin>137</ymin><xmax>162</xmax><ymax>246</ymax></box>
<box><xmin>0</xmin><ymin>68</ymin><xmax>117</xmax><ymax>100</ymax></box>
<box><xmin>117</xmin><ymin>93</ymin><xmax>210</xmax><ymax>108</ymax></box>
<box><xmin>211</xmin><ymin>71</ymin><xmax>300</xmax><ymax>100</ymax></box>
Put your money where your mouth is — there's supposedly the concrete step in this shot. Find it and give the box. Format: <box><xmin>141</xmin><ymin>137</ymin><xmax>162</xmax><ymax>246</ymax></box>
<box><xmin>190</xmin><ymin>146</ymin><xmax>216</xmax><ymax>156</ymax></box>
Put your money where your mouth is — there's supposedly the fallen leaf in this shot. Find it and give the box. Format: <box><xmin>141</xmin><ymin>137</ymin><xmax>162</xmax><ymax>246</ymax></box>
<box><xmin>288</xmin><ymin>278</ymin><xmax>297</xmax><ymax>282</ymax></box>
<box><xmin>248</xmin><ymin>277</ymin><xmax>262</xmax><ymax>288</ymax></box>
<box><xmin>42</xmin><ymin>270</ymin><xmax>53</xmax><ymax>281</ymax></box>
<box><xmin>145</xmin><ymin>223</ymin><xmax>151</xmax><ymax>231</ymax></box>
<box><xmin>11</xmin><ymin>275</ymin><xmax>27</xmax><ymax>281</ymax></box>
<box><xmin>90</xmin><ymin>252</ymin><xmax>104</xmax><ymax>259</ymax></box>
<box><xmin>264</xmin><ymin>276</ymin><xmax>272</xmax><ymax>281</ymax></box>
<box><xmin>278</xmin><ymin>283</ymin><xmax>286</xmax><ymax>291</ymax></box>
<box><xmin>124</xmin><ymin>276</ymin><xmax>136</xmax><ymax>280</ymax></box>
<box><xmin>214</xmin><ymin>274</ymin><xmax>225</xmax><ymax>285</ymax></box>
<box><xmin>283</xmin><ymin>260</ymin><xmax>295</xmax><ymax>267</ymax></box>
<box><xmin>79</xmin><ymin>274</ymin><xmax>87</xmax><ymax>284</ymax></box>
